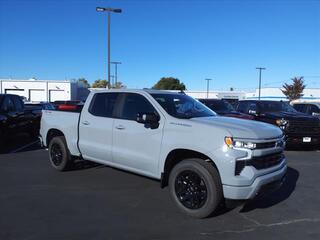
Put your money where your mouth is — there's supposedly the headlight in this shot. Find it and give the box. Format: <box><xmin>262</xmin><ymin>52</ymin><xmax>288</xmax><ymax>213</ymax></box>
<box><xmin>224</xmin><ymin>137</ymin><xmax>256</xmax><ymax>149</ymax></box>
<box><xmin>275</xmin><ymin>118</ymin><xmax>288</xmax><ymax>126</ymax></box>
<box><xmin>275</xmin><ymin>118</ymin><xmax>288</xmax><ymax>130</ymax></box>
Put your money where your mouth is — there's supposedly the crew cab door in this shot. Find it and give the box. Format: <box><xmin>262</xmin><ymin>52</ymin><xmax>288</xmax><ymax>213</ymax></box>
<box><xmin>11</xmin><ymin>95</ymin><xmax>29</xmax><ymax>131</ymax></box>
<box><xmin>0</xmin><ymin>95</ymin><xmax>23</xmax><ymax>134</ymax></box>
<box><xmin>78</xmin><ymin>92</ymin><xmax>120</xmax><ymax>163</ymax></box>
<box><xmin>112</xmin><ymin>93</ymin><xmax>164</xmax><ymax>177</ymax></box>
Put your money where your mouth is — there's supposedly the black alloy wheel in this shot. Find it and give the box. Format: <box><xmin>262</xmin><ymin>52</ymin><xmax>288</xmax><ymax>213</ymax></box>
<box><xmin>50</xmin><ymin>143</ymin><xmax>63</xmax><ymax>166</ymax></box>
<box><xmin>175</xmin><ymin>170</ymin><xmax>208</xmax><ymax>209</ymax></box>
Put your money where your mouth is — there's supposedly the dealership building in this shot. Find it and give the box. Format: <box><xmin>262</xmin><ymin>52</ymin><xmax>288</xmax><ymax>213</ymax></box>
<box><xmin>245</xmin><ymin>87</ymin><xmax>320</xmax><ymax>101</ymax></box>
<box><xmin>0</xmin><ymin>78</ymin><xmax>89</xmax><ymax>102</ymax></box>
<box><xmin>186</xmin><ymin>88</ymin><xmax>320</xmax><ymax>102</ymax></box>
<box><xmin>1</xmin><ymin>78</ymin><xmax>319</xmax><ymax>103</ymax></box>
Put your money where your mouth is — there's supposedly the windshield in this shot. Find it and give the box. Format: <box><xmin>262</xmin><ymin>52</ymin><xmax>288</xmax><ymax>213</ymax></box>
<box><xmin>259</xmin><ymin>101</ymin><xmax>298</xmax><ymax>113</ymax></box>
<box><xmin>151</xmin><ymin>93</ymin><xmax>216</xmax><ymax>119</ymax></box>
<box><xmin>205</xmin><ymin>100</ymin><xmax>235</xmax><ymax>112</ymax></box>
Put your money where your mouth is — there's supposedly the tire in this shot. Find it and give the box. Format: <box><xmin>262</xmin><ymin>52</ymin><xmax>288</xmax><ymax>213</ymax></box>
<box><xmin>169</xmin><ymin>158</ymin><xmax>223</xmax><ymax>218</ymax></box>
<box><xmin>0</xmin><ymin>130</ymin><xmax>6</xmax><ymax>153</ymax></box>
<box><xmin>48</xmin><ymin>136</ymin><xmax>73</xmax><ymax>171</ymax></box>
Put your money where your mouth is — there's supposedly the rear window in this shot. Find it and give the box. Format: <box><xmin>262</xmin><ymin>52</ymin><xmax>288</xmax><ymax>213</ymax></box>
<box><xmin>89</xmin><ymin>93</ymin><xmax>119</xmax><ymax>117</ymax></box>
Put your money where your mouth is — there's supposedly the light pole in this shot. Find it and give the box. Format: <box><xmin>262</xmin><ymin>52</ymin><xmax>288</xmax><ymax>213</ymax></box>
<box><xmin>205</xmin><ymin>78</ymin><xmax>212</xmax><ymax>98</ymax></box>
<box><xmin>96</xmin><ymin>7</ymin><xmax>122</xmax><ymax>88</ymax></box>
<box><xmin>111</xmin><ymin>61</ymin><xmax>121</xmax><ymax>86</ymax></box>
<box><xmin>256</xmin><ymin>67</ymin><xmax>266</xmax><ymax>100</ymax></box>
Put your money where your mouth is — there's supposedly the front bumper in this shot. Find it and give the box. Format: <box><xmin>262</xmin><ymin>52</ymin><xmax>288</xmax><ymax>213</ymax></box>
<box><xmin>223</xmin><ymin>162</ymin><xmax>287</xmax><ymax>199</ymax></box>
<box><xmin>285</xmin><ymin>134</ymin><xmax>320</xmax><ymax>146</ymax></box>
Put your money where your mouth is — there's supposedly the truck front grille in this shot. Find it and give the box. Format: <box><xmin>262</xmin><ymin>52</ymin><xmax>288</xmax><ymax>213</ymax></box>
<box><xmin>286</xmin><ymin>120</ymin><xmax>320</xmax><ymax>135</ymax></box>
<box><xmin>235</xmin><ymin>152</ymin><xmax>285</xmax><ymax>175</ymax></box>
<box><xmin>255</xmin><ymin>141</ymin><xmax>277</xmax><ymax>149</ymax></box>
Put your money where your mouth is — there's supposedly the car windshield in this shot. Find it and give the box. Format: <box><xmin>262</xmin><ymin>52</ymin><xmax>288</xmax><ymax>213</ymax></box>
<box><xmin>205</xmin><ymin>100</ymin><xmax>235</xmax><ymax>112</ymax></box>
<box><xmin>151</xmin><ymin>93</ymin><xmax>216</xmax><ymax>119</ymax></box>
<box><xmin>259</xmin><ymin>101</ymin><xmax>298</xmax><ymax>113</ymax></box>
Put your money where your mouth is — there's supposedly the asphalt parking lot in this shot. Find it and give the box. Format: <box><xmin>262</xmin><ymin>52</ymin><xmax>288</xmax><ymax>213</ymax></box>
<box><xmin>0</xmin><ymin>142</ymin><xmax>319</xmax><ymax>240</ymax></box>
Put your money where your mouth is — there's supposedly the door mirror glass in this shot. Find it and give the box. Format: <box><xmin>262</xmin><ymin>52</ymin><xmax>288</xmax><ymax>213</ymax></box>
<box><xmin>248</xmin><ymin>109</ymin><xmax>257</xmax><ymax>115</ymax></box>
<box><xmin>136</xmin><ymin>112</ymin><xmax>159</xmax><ymax>124</ymax></box>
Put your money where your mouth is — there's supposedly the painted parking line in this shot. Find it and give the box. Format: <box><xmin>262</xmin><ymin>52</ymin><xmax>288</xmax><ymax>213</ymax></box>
<box><xmin>10</xmin><ymin>140</ymin><xmax>40</xmax><ymax>154</ymax></box>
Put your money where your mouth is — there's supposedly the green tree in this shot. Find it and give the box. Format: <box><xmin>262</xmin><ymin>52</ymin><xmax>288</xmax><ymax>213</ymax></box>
<box><xmin>152</xmin><ymin>77</ymin><xmax>186</xmax><ymax>90</ymax></box>
<box><xmin>92</xmin><ymin>79</ymin><xmax>109</xmax><ymax>88</ymax></box>
<box><xmin>77</xmin><ymin>78</ymin><xmax>90</xmax><ymax>88</ymax></box>
<box><xmin>111</xmin><ymin>81</ymin><xmax>126</xmax><ymax>89</ymax></box>
<box><xmin>281</xmin><ymin>76</ymin><xmax>306</xmax><ymax>101</ymax></box>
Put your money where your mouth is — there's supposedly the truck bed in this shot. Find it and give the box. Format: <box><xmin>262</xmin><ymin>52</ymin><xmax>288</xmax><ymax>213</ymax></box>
<box><xmin>40</xmin><ymin>110</ymin><xmax>81</xmax><ymax>156</ymax></box>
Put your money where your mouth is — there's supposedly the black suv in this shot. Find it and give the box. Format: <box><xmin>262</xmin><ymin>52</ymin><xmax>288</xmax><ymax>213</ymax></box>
<box><xmin>0</xmin><ymin>94</ymin><xmax>40</xmax><ymax>148</ymax></box>
<box><xmin>237</xmin><ymin>100</ymin><xmax>320</xmax><ymax>147</ymax></box>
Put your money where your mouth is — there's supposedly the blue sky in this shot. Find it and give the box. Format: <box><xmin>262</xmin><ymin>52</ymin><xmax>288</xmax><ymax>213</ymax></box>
<box><xmin>0</xmin><ymin>0</ymin><xmax>319</xmax><ymax>90</ymax></box>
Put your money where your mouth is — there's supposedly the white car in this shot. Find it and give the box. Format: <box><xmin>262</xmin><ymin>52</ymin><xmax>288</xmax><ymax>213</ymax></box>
<box><xmin>292</xmin><ymin>102</ymin><xmax>320</xmax><ymax>117</ymax></box>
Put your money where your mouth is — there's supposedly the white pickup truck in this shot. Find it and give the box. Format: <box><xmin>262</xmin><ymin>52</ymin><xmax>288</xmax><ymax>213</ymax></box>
<box><xmin>40</xmin><ymin>89</ymin><xmax>287</xmax><ymax>218</ymax></box>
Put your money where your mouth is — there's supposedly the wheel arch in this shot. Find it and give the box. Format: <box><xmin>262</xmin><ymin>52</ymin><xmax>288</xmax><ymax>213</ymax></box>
<box><xmin>160</xmin><ymin>148</ymin><xmax>220</xmax><ymax>188</ymax></box>
<box><xmin>46</xmin><ymin>128</ymin><xmax>65</xmax><ymax>146</ymax></box>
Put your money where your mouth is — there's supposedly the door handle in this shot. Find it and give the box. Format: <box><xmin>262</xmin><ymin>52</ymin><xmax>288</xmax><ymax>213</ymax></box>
<box><xmin>115</xmin><ymin>125</ymin><xmax>125</xmax><ymax>130</ymax></box>
<box><xmin>82</xmin><ymin>121</ymin><xmax>90</xmax><ymax>125</ymax></box>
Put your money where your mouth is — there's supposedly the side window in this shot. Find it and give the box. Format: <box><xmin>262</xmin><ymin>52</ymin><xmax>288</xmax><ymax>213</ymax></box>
<box><xmin>237</xmin><ymin>102</ymin><xmax>249</xmax><ymax>113</ymax></box>
<box><xmin>12</xmin><ymin>96</ymin><xmax>24</xmax><ymax>112</ymax></box>
<box><xmin>293</xmin><ymin>104</ymin><xmax>306</xmax><ymax>113</ymax></box>
<box><xmin>89</xmin><ymin>93</ymin><xmax>119</xmax><ymax>117</ymax></box>
<box><xmin>309</xmin><ymin>105</ymin><xmax>320</xmax><ymax>114</ymax></box>
<box><xmin>120</xmin><ymin>93</ymin><xmax>157</xmax><ymax>121</ymax></box>
<box><xmin>1</xmin><ymin>96</ymin><xmax>15</xmax><ymax>112</ymax></box>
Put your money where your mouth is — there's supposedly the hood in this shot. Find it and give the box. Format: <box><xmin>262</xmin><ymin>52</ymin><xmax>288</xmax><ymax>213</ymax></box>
<box><xmin>263</xmin><ymin>111</ymin><xmax>318</xmax><ymax>121</ymax></box>
<box><xmin>217</xmin><ymin>110</ymin><xmax>254</xmax><ymax>120</ymax></box>
<box><xmin>190</xmin><ymin>116</ymin><xmax>283</xmax><ymax>139</ymax></box>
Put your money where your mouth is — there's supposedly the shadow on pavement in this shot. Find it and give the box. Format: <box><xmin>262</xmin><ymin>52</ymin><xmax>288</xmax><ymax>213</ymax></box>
<box><xmin>286</xmin><ymin>145</ymin><xmax>319</xmax><ymax>151</ymax></box>
<box><xmin>240</xmin><ymin>167</ymin><xmax>299</xmax><ymax>213</ymax></box>
<box><xmin>0</xmin><ymin>133</ymin><xmax>41</xmax><ymax>154</ymax></box>
<box><xmin>69</xmin><ymin>160</ymin><xmax>102</xmax><ymax>171</ymax></box>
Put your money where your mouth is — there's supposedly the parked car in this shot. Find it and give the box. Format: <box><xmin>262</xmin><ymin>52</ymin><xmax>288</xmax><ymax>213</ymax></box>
<box><xmin>40</xmin><ymin>89</ymin><xmax>286</xmax><ymax>218</ymax></box>
<box><xmin>198</xmin><ymin>99</ymin><xmax>254</xmax><ymax>120</ymax></box>
<box><xmin>25</xmin><ymin>102</ymin><xmax>55</xmax><ymax>116</ymax></box>
<box><xmin>291</xmin><ymin>102</ymin><xmax>320</xmax><ymax>118</ymax></box>
<box><xmin>236</xmin><ymin>100</ymin><xmax>320</xmax><ymax>147</ymax></box>
<box><xmin>0</xmin><ymin>94</ymin><xmax>40</xmax><ymax>147</ymax></box>
<box><xmin>52</xmin><ymin>100</ymin><xmax>81</xmax><ymax>109</ymax></box>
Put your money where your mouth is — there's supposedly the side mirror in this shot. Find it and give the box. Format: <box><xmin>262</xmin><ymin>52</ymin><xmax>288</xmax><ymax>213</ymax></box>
<box><xmin>248</xmin><ymin>109</ymin><xmax>257</xmax><ymax>115</ymax></box>
<box><xmin>136</xmin><ymin>112</ymin><xmax>160</xmax><ymax>125</ymax></box>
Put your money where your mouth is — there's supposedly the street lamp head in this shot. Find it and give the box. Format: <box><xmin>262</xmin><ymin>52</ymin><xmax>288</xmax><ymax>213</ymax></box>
<box><xmin>113</xmin><ymin>9</ymin><xmax>122</xmax><ymax>13</ymax></box>
<box><xmin>96</xmin><ymin>7</ymin><xmax>122</xmax><ymax>13</ymax></box>
<box><xmin>96</xmin><ymin>7</ymin><xmax>106</xmax><ymax>12</ymax></box>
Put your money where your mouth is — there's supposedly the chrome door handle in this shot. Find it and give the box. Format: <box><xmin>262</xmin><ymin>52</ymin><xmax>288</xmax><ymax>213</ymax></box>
<box><xmin>115</xmin><ymin>125</ymin><xmax>125</xmax><ymax>130</ymax></box>
<box><xmin>82</xmin><ymin>121</ymin><xmax>90</xmax><ymax>125</ymax></box>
